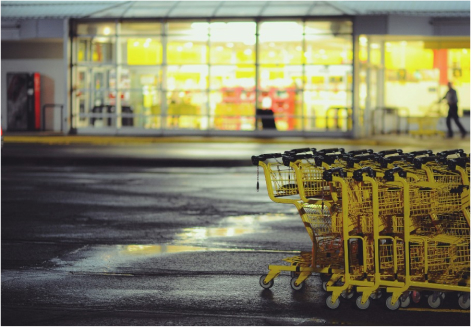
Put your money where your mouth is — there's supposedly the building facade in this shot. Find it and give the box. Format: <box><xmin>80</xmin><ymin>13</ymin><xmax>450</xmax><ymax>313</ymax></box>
<box><xmin>2</xmin><ymin>1</ymin><xmax>470</xmax><ymax>137</ymax></box>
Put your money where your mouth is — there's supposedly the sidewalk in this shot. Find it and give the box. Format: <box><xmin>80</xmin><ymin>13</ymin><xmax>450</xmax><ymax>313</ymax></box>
<box><xmin>2</xmin><ymin>132</ymin><xmax>469</xmax><ymax>167</ymax></box>
<box><xmin>3</xmin><ymin>131</ymin><xmax>470</xmax><ymax>147</ymax></box>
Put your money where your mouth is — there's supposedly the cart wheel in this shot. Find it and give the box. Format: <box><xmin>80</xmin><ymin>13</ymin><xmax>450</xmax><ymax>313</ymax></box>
<box><xmin>427</xmin><ymin>294</ymin><xmax>442</xmax><ymax>308</ymax></box>
<box><xmin>259</xmin><ymin>275</ymin><xmax>274</xmax><ymax>289</ymax></box>
<box><xmin>458</xmin><ymin>294</ymin><xmax>470</xmax><ymax>310</ymax></box>
<box><xmin>370</xmin><ymin>289</ymin><xmax>383</xmax><ymax>300</ymax></box>
<box><xmin>400</xmin><ymin>295</ymin><xmax>411</xmax><ymax>308</ymax></box>
<box><xmin>341</xmin><ymin>289</ymin><xmax>354</xmax><ymax>299</ymax></box>
<box><xmin>320</xmin><ymin>273</ymin><xmax>332</xmax><ymax>282</ymax></box>
<box><xmin>355</xmin><ymin>295</ymin><xmax>370</xmax><ymax>310</ymax></box>
<box><xmin>386</xmin><ymin>295</ymin><xmax>400</xmax><ymax>311</ymax></box>
<box><xmin>326</xmin><ymin>295</ymin><xmax>340</xmax><ymax>310</ymax></box>
<box><xmin>290</xmin><ymin>271</ymin><xmax>298</xmax><ymax>278</ymax></box>
<box><xmin>290</xmin><ymin>263</ymin><xmax>299</xmax><ymax>278</ymax></box>
<box><xmin>290</xmin><ymin>277</ymin><xmax>304</xmax><ymax>291</ymax></box>
<box><xmin>322</xmin><ymin>281</ymin><xmax>328</xmax><ymax>292</ymax></box>
<box><xmin>411</xmin><ymin>291</ymin><xmax>421</xmax><ymax>303</ymax></box>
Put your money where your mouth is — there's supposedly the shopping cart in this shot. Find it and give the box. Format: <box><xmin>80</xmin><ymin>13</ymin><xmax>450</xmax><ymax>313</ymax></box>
<box><xmin>252</xmin><ymin>147</ymin><xmax>470</xmax><ymax>310</ymax></box>
<box><xmin>252</xmin><ymin>151</ymin><xmax>343</xmax><ymax>291</ymax></box>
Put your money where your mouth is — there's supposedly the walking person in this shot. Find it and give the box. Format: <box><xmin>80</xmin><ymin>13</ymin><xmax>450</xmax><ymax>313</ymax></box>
<box><xmin>439</xmin><ymin>81</ymin><xmax>467</xmax><ymax>138</ymax></box>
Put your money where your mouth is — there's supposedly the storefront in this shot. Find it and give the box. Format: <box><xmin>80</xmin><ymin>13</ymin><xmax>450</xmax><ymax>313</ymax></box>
<box><xmin>70</xmin><ymin>19</ymin><xmax>355</xmax><ymax>136</ymax></box>
<box><xmin>2</xmin><ymin>1</ymin><xmax>469</xmax><ymax>137</ymax></box>
<box><xmin>358</xmin><ymin>35</ymin><xmax>470</xmax><ymax>136</ymax></box>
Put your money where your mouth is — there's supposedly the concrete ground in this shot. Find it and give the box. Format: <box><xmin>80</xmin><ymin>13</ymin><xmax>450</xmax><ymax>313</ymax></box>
<box><xmin>1</xmin><ymin>133</ymin><xmax>470</xmax><ymax>325</ymax></box>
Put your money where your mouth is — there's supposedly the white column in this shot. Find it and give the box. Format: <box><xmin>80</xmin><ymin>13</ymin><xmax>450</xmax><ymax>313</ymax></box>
<box><xmin>63</xmin><ymin>18</ymin><xmax>70</xmax><ymax>134</ymax></box>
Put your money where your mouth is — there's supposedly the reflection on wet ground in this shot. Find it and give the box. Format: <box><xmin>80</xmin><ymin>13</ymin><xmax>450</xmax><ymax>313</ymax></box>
<box><xmin>57</xmin><ymin>213</ymin><xmax>294</xmax><ymax>273</ymax></box>
<box><xmin>175</xmin><ymin>213</ymin><xmax>291</xmax><ymax>243</ymax></box>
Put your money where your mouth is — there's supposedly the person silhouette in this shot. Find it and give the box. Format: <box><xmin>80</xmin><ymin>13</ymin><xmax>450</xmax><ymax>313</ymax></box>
<box><xmin>439</xmin><ymin>81</ymin><xmax>467</xmax><ymax>138</ymax></box>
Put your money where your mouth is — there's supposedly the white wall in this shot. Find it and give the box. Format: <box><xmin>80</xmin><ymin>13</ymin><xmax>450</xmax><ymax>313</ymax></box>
<box><xmin>1</xmin><ymin>59</ymin><xmax>65</xmax><ymax>131</ymax></box>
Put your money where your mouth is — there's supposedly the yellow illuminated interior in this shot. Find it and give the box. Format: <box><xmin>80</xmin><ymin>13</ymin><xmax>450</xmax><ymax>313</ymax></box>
<box><xmin>74</xmin><ymin>22</ymin><xmax>470</xmax><ymax>132</ymax></box>
<box><xmin>127</xmin><ymin>38</ymin><xmax>162</xmax><ymax>65</ymax></box>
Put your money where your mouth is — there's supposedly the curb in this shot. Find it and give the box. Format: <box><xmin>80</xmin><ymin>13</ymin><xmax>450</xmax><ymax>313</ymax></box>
<box><xmin>1</xmin><ymin>156</ymin><xmax>251</xmax><ymax>168</ymax></box>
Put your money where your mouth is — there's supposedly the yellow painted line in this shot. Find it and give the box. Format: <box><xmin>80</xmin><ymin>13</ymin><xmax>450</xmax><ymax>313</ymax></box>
<box><xmin>4</xmin><ymin>135</ymin><xmax>470</xmax><ymax>148</ymax></box>
<box><xmin>3</xmin><ymin>136</ymin><xmax>382</xmax><ymax>146</ymax></box>
<box><xmin>399</xmin><ymin>307</ymin><xmax>470</xmax><ymax>313</ymax></box>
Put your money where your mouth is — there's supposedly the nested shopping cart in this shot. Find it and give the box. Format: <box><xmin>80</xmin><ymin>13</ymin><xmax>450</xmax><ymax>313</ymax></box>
<box><xmin>252</xmin><ymin>150</ymin><xmax>343</xmax><ymax>292</ymax></box>
<box><xmin>252</xmin><ymin>148</ymin><xmax>372</xmax><ymax>291</ymax></box>
<box><xmin>252</xmin><ymin>147</ymin><xmax>470</xmax><ymax>311</ymax></box>
<box><xmin>322</xmin><ymin>163</ymin><xmax>469</xmax><ymax>310</ymax></box>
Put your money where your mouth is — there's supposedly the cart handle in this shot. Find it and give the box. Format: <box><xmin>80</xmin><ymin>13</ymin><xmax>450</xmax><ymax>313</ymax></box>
<box><xmin>413</xmin><ymin>156</ymin><xmax>447</xmax><ymax>169</ymax></box>
<box><xmin>384</xmin><ymin>167</ymin><xmax>407</xmax><ymax>181</ymax></box>
<box><xmin>447</xmin><ymin>157</ymin><xmax>470</xmax><ymax>170</ymax></box>
<box><xmin>378</xmin><ymin>149</ymin><xmax>403</xmax><ymax>156</ymax></box>
<box><xmin>346</xmin><ymin>154</ymin><xmax>378</xmax><ymax>168</ymax></box>
<box><xmin>407</xmin><ymin>150</ymin><xmax>433</xmax><ymax>157</ymax></box>
<box><xmin>282</xmin><ymin>153</ymin><xmax>314</xmax><ymax>166</ymax></box>
<box><xmin>437</xmin><ymin>149</ymin><xmax>465</xmax><ymax>158</ymax></box>
<box><xmin>314</xmin><ymin>153</ymin><xmax>344</xmax><ymax>166</ymax></box>
<box><xmin>353</xmin><ymin>167</ymin><xmax>376</xmax><ymax>181</ymax></box>
<box><xmin>284</xmin><ymin>147</ymin><xmax>315</xmax><ymax>155</ymax></box>
<box><xmin>251</xmin><ymin>153</ymin><xmax>283</xmax><ymax>166</ymax></box>
<box><xmin>380</xmin><ymin>155</ymin><xmax>412</xmax><ymax>167</ymax></box>
<box><xmin>323</xmin><ymin>167</ymin><xmax>346</xmax><ymax>181</ymax></box>
<box><xmin>347</xmin><ymin>149</ymin><xmax>374</xmax><ymax>156</ymax></box>
<box><xmin>315</xmin><ymin>148</ymin><xmax>345</xmax><ymax>155</ymax></box>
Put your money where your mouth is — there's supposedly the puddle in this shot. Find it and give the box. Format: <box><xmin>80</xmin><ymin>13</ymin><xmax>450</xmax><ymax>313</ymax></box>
<box><xmin>175</xmin><ymin>213</ymin><xmax>291</xmax><ymax>243</ymax></box>
<box><xmin>121</xmin><ymin>244</ymin><xmax>219</xmax><ymax>255</ymax></box>
<box><xmin>57</xmin><ymin>213</ymin><xmax>294</xmax><ymax>273</ymax></box>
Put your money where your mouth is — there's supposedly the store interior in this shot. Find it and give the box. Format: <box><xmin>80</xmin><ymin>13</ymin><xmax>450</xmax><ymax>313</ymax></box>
<box><xmin>72</xmin><ymin>20</ymin><xmax>470</xmax><ymax>134</ymax></box>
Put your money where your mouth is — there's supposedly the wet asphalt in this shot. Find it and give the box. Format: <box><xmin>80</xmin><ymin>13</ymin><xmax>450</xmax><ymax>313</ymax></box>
<box><xmin>1</xmin><ymin>139</ymin><xmax>470</xmax><ymax>325</ymax></box>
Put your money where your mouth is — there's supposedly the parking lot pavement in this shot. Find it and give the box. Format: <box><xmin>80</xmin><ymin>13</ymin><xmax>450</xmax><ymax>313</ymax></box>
<box><xmin>2</xmin><ymin>135</ymin><xmax>470</xmax><ymax>325</ymax></box>
<box><xmin>2</xmin><ymin>164</ymin><xmax>470</xmax><ymax>325</ymax></box>
<box><xmin>2</xmin><ymin>133</ymin><xmax>469</xmax><ymax>167</ymax></box>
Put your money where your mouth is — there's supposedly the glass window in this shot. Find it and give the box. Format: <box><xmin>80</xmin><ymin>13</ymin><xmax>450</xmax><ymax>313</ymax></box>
<box><xmin>72</xmin><ymin>19</ymin><xmax>355</xmax><ymax>133</ymax></box>
<box><xmin>211</xmin><ymin>91</ymin><xmax>255</xmax><ymax>131</ymax></box>
<box><xmin>166</xmin><ymin>65</ymin><xmax>208</xmax><ymax>90</ymax></box>
<box><xmin>76</xmin><ymin>22</ymin><xmax>116</xmax><ymax>36</ymax></box>
<box><xmin>90</xmin><ymin>67</ymin><xmax>115</xmax><ymax>106</ymax></box>
<box><xmin>266</xmin><ymin>88</ymin><xmax>302</xmax><ymax>131</ymax></box>
<box><xmin>305</xmin><ymin>20</ymin><xmax>352</xmax><ymax>35</ymax></box>
<box><xmin>120</xmin><ymin>37</ymin><xmax>162</xmax><ymax>65</ymax></box>
<box><xmin>119</xmin><ymin>67</ymin><xmax>161</xmax><ymax>90</ymax></box>
<box><xmin>117</xmin><ymin>67</ymin><xmax>161</xmax><ymax>129</ymax></box>
<box><xmin>259</xmin><ymin>64</ymin><xmax>303</xmax><ymax>89</ymax></box>
<box><xmin>385</xmin><ymin>41</ymin><xmax>434</xmax><ymax>70</ymax></box>
<box><xmin>73</xmin><ymin>91</ymin><xmax>91</xmax><ymax>127</ymax></box>
<box><xmin>304</xmin><ymin>65</ymin><xmax>352</xmax><ymax>130</ymax></box>
<box><xmin>210</xmin><ymin>65</ymin><xmax>255</xmax><ymax>89</ymax></box>
<box><xmin>167</xmin><ymin>21</ymin><xmax>208</xmax><ymax>37</ymax></box>
<box><xmin>305</xmin><ymin>34</ymin><xmax>352</xmax><ymax>65</ymax></box>
<box><xmin>77</xmin><ymin>37</ymin><xmax>115</xmax><ymax>63</ymax></box>
<box><xmin>167</xmin><ymin>39</ymin><xmax>208</xmax><ymax>64</ymax></box>
<box><xmin>359</xmin><ymin>36</ymin><xmax>368</xmax><ymax>63</ymax></box>
<box><xmin>210</xmin><ymin>22</ymin><xmax>256</xmax><ymax>64</ymax></box>
<box><xmin>166</xmin><ymin>91</ymin><xmax>207</xmax><ymax>130</ymax></box>
<box><xmin>259</xmin><ymin>21</ymin><xmax>303</xmax><ymax>64</ymax></box>
<box><xmin>370</xmin><ymin>42</ymin><xmax>382</xmax><ymax>66</ymax></box>
<box><xmin>124</xmin><ymin>90</ymin><xmax>161</xmax><ymax>129</ymax></box>
<box><xmin>121</xmin><ymin>22</ymin><xmax>161</xmax><ymax>35</ymax></box>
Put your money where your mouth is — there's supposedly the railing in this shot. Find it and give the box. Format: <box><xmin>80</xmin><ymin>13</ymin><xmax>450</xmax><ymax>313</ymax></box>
<box><xmin>42</xmin><ymin>104</ymin><xmax>64</xmax><ymax>131</ymax></box>
<box><xmin>371</xmin><ymin>107</ymin><xmax>410</xmax><ymax>135</ymax></box>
